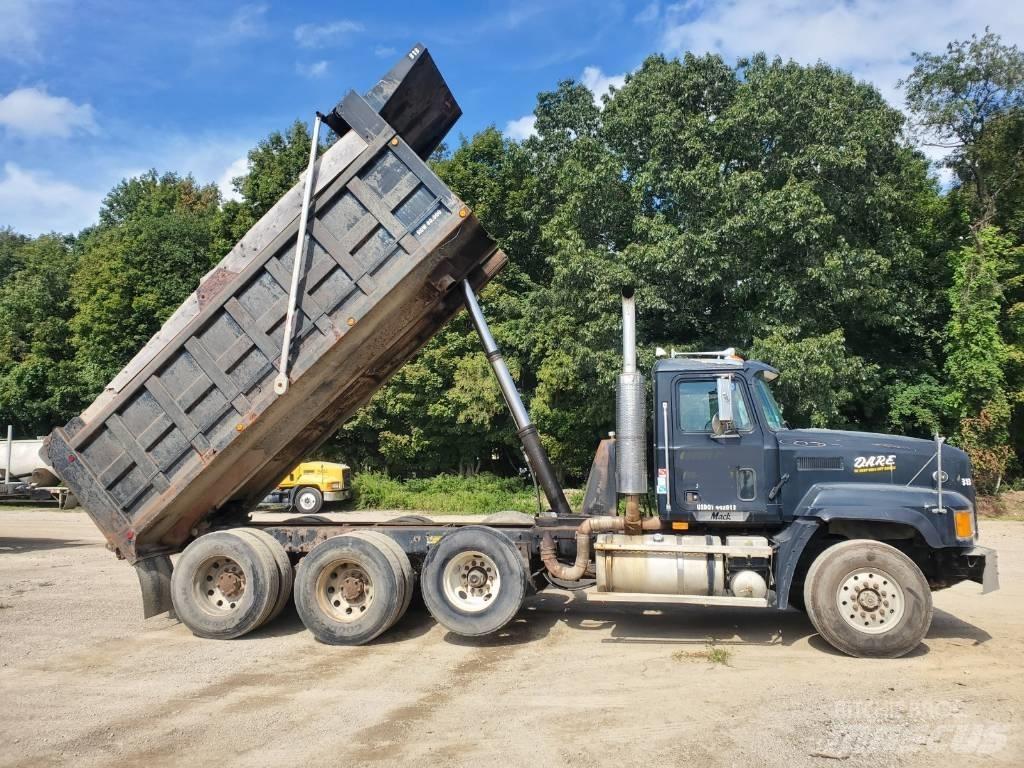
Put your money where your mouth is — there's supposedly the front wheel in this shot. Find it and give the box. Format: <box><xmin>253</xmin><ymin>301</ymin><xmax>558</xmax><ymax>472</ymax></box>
<box><xmin>293</xmin><ymin>486</ymin><xmax>323</xmax><ymax>514</ymax></box>
<box><xmin>804</xmin><ymin>539</ymin><xmax>932</xmax><ymax>658</ymax></box>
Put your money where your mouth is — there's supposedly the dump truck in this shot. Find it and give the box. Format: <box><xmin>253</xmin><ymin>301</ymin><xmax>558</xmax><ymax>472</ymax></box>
<box><xmin>44</xmin><ymin>44</ymin><xmax>998</xmax><ymax>658</ymax></box>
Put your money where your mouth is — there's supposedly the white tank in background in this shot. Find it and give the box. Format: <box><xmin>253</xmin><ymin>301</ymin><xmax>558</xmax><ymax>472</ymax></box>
<box><xmin>1</xmin><ymin>436</ymin><xmax>53</xmax><ymax>481</ymax></box>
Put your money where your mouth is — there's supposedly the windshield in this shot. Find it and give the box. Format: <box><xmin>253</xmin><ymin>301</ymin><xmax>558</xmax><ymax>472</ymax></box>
<box><xmin>754</xmin><ymin>375</ymin><xmax>785</xmax><ymax>431</ymax></box>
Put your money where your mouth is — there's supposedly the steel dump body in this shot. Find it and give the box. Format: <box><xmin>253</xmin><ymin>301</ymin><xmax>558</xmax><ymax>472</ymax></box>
<box><xmin>44</xmin><ymin>51</ymin><xmax>505</xmax><ymax>564</ymax></box>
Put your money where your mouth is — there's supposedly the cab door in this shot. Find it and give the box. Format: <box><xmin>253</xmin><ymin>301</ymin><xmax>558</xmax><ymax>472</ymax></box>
<box><xmin>658</xmin><ymin>375</ymin><xmax>778</xmax><ymax>524</ymax></box>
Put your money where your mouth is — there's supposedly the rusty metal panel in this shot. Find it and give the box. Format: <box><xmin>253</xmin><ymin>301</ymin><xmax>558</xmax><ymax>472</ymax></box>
<box><xmin>45</xmin><ymin>84</ymin><xmax>505</xmax><ymax>563</ymax></box>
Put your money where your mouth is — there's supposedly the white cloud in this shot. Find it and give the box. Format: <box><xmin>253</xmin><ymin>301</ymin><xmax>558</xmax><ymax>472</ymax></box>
<box><xmin>0</xmin><ymin>0</ymin><xmax>62</xmax><ymax>62</ymax></box>
<box><xmin>374</xmin><ymin>45</ymin><xmax>398</xmax><ymax>58</ymax></box>
<box><xmin>216</xmin><ymin>156</ymin><xmax>249</xmax><ymax>202</ymax></box>
<box><xmin>140</xmin><ymin>134</ymin><xmax>257</xmax><ymax>201</ymax></box>
<box><xmin>294</xmin><ymin>20</ymin><xmax>364</xmax><ymax>49</ymax></box>
<box><xmin>660</xmin><ymin>0</ymin><xmax>1024</xmax><ymax>168</ymax></box>
<box><xmin>634</xmin><ymin>2</ymin><xmax>660</xmax><ymax>23</ymax></box>
<box><xmin>297</xmin><ymin>60</ymin><xmax>329</xmax><ymax>78</ymax></box>
<box><xmin>0</xmin><ymin>87</ymin><xmax>96</xmax><ymax>138</ymax></box>
<box><xmin>224</xmin><ymin>3</ymin><xmax>269</xmax><ymax>41</ymax></box>
<box><xmin>0</xmin><ymin>162</ymin><xmax>104</xmax><ymax>234</ymax></box>
<box><xmin>580</xmin><ymin>66</ymin><xmax>626</xmax><ymax>107</ymax></box>
<box><xmin>504</xmin><ymin>114</ymin><xmax>537</xmax><ymax>141</ymax></box>
<box><xmin>198</xmin><ymin>3</ymin><xmax>269</xmax><ymax>46</ymax></box>
<box><xmin>661</xmin><ymin>0</ymin><xmax>1024</xmax><ymax>108</ymax></box>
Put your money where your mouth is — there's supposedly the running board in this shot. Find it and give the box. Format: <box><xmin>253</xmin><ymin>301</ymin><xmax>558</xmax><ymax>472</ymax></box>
<box><xmin>582</xmin><ymin>590</ymin><xmax>770</xmax><ymax>608</ymax></box>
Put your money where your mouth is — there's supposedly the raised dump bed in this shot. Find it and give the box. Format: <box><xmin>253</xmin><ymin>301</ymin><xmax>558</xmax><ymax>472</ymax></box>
<box><xmin>43</xmin><ymin>46</ymin><xmax>505</xmax><ymax>565</ymax></box>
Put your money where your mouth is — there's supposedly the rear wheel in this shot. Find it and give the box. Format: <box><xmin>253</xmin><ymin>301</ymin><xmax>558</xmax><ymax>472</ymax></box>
<box><xmin>293</xmin><ymin>486</ymin><xmax>323</xmax><ymax>515</ymax></box>
<box><xmin>421</xmin><ymin>526</ymin><xmax>527</xmax><ymax>637</ymax></box>
<box><xmin>804</xmin><ymin>539</ymin><xmax>932</xmax><ymax>658</ymax></box>
<box><xmin>235</xmin><ymin>528</ymin><xmax>294</xmax><ymax>622</ymax></box>
<box><xmin>171</xmin><ymin>530</ymin><xmax>280</xmax><ymax>639</ymax></box>
<box><xmin>355</xmin><ymin>531</ymin><xmax>415</xmax><ymax>621</ymax></box>
<box><xmin>294</xmin><ymin>534</ymin><xmax>406</xmax><ymax>645</ymax></box>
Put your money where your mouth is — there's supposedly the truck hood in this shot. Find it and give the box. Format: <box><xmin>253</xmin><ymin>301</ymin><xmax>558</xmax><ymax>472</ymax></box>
<box><xmin>777</xmin><ymin>428</ymin><xmax>973</xmax><ymax>501</ymax></box>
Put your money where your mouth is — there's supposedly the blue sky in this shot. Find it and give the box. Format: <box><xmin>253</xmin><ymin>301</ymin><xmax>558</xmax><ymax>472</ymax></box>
<box><xmin>1</xmin><ymin>0</ymin><xmax>1022</xmax><ymax>235</ymax></box>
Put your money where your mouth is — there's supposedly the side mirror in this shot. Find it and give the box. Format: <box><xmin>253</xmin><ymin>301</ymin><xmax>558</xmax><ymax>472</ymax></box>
<box><xmin>715</xmin><ymin>375</ymin><xmax>734</xmax><ymax>426</ymax></box>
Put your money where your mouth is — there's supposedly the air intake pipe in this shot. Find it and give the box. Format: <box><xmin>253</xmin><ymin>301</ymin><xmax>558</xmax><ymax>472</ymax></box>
<box><xmin>617</xmin><ymin>288</ymin><xmax>647</xmax><ymax>534</ymax></box>
<box><xmin>463</xmin><ymin>282</ymin><xmax>571</xmax><ymax>517</ymax></box>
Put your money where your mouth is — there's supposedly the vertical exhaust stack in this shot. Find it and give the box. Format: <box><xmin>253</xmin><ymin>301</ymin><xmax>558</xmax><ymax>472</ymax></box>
<box><xmin>617</xmin><ymin>288</ymin><xmax>647</xmax><ymax>534</ymax></box>
<box><xmin>463</xmin><ymin>282</ymin><xmax>572</xmax><ymax>517</ymax></box>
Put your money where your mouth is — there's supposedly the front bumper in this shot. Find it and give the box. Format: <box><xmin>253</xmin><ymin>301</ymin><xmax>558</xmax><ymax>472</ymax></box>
<box><xmin>324</xmin><ymin>490</ymin><xmax>352</xmax><ymax>502</ymax></box>
<box><xmin>930</xmin><ymin>545</ymin><xmax>999</xmax><ymax>592</ymax></box>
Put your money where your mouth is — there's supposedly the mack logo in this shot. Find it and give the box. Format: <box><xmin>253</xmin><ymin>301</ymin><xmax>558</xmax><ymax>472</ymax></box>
<box><xmin>694</xmin><ymin>509</ymin><xmax>750</xmax><ymax>522</ymax></box>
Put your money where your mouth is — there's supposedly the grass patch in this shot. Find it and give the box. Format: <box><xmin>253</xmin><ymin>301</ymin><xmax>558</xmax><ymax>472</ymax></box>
<box><xmin>672</xmin><ymin>645</ymin><xmax>732</xmax><ymax>666</ymax></box>
<box><xmin>346</xmin><ymin>472</ymin><xmax>583</xmax><ymax>515</ymax></box>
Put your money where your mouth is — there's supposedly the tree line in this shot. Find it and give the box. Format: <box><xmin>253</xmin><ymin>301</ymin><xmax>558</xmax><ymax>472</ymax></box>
<box><xmin>1</xmin><ymin>32</ymin><xmax>1022</xmax><ymax>492</ymax></box>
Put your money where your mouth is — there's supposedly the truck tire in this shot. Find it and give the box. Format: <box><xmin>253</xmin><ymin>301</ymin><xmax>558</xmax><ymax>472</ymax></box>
<box><xmin>420</xmin><ymin>525</ymin><xmax>527</xmax><ymax>637</ymax></box>
<box><xmin>389</xmin><ymin>514</ymin><xmax>433</xmax><ymax>524</ymax></box>
<box><xmin>235</xmin><ymin>528</ymin><xmax>294</xmax><ymax>622</ymax></box>
<box><xmin>803</xmin><ymin>539</ymin><xmax>932</xmax><ymax>658</ymax></box>
<box><xmin>171</xmin><ymin>530</ymin><xmax>281</xmax><ymax>640</ymax></box>
<box><xmin>294</xmin><ymin>534</ymin><xmax>406</xmax><ymax>645</ymax></box>
<box><xmin>349</xmin><ymin>530</ymin><xmax>415</xmax><ymax>621</ymax></box>
<box><xmin>293</xmin><ymin>486</ymin><xmax>324</xmax><ymax>515</ymax></box>
<box><xmin>283</xmin><ymin>514</ymin><xmax>331</xmax><ymax>525</ymax></box>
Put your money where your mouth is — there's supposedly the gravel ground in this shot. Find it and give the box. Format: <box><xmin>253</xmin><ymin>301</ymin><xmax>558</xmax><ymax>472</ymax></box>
<box><xmin>0</xmin><ymin>509</ymin><xmax>1020</xmax><ymax>768</ymax></box>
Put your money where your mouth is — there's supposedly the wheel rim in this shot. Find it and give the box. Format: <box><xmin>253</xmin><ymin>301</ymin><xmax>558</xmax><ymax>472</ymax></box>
<box><xmin>836</xmin><ymin>566</ymin><xmax>905</xmax><ymax>634</ymax></box>
<box><xmin>193</xmin><ymin>556</ymin><xmax>246</xmax><ymax>614</ymax></box>
<box><xmin>315</xmin><ymin>559</ymin><xmax>373</xmax><ymax>622</ymax></box>
<box><xmin>442</xmin><ymin>551</ymin><xmax>501</xmax><ymax>613</ymax></box>
<box><xmin>297</xmin><ymin>491</ymin><xmax>318</xmax><ymax>511</ymax></box>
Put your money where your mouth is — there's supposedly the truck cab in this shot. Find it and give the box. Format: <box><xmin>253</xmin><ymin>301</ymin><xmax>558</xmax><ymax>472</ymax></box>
<box><xmin>652</xmin><ymin>349</ymin><xmax>995</xmax><ymax>606</ymax></box>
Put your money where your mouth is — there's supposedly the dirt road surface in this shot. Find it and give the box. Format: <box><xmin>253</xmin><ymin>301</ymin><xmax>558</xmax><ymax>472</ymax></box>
<box><xmin>1</xmin><ymin>509</ymin><xmax>1020</xmax><ymax>768</ymax></box>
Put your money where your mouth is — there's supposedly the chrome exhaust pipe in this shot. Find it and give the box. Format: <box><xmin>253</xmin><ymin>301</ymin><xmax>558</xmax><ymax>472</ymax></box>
<box><xmin>617</xmin><ymin>288</ymin><xmax>647</xmax><ymax>534</ymax></box>
<box><xmin>616</xmin><ymin>288</ymin><xmax>647</xmax><ymax>497</ymax></box>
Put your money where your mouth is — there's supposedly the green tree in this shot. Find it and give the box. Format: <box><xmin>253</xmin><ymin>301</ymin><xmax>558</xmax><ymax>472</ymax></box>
<box><xmin>903</xmin><ymin>31</ymin><xmax>1024</xmax><ymax>486</ymax></box>
<box><xmin>71</xmin><ymin>172</ymin><xmax>221</xmax><ymax>394</ymax></box>
<box><xmin>902</xmin><ymin>30</ymin><xmax>1024</xmax><ymax>227</ymax></box>
<box><xmin>0</xmin><ymin>234</ymin><xmax>83</xmax><ymax>434</ymax></box>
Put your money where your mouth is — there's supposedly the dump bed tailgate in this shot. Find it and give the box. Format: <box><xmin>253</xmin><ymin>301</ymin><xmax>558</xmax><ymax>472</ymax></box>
<box><xmin>44</xmin><ymin>53</ymin><xmax>504</xmax><ymax>563</ymax></box>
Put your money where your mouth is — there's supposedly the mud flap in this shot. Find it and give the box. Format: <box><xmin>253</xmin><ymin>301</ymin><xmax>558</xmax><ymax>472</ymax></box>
<box><xmin>134</xmin><ymin>555</ymin><xmax>174</xmax><ymax>619</ymax></box>
<box><xmin>968</xmin><ymin>546</ymin><xmax>1000</xmax><ymax>594</ymax></box>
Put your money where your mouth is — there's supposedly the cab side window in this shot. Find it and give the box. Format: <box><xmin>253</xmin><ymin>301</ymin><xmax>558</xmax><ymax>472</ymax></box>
<box><xmin>676</xmin><ymin>379</ymin><xmax>752</xmax><ymax>432</ymax></box>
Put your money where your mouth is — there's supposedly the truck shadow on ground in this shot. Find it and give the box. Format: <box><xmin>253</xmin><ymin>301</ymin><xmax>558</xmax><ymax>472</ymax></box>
<box><xmin>0</xmin><ymin>536</ymin><xmax>95</xmax><ymax>554</ymax></box>
<box><xmin>439</xmin><ymin>591</ymin><xmax>994</xmax><ymax>655</ymax></box>
<box><xmin>239</xmin><ymin>589</ymin><xmax>993</xmax><ymax>655</ymax></box>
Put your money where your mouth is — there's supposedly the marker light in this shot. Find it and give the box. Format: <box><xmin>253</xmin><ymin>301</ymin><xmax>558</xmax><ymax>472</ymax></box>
<box><xmin>953</xmin><ymin>509</ymin><xmax>974</xmax><ymax>539</ymax></box>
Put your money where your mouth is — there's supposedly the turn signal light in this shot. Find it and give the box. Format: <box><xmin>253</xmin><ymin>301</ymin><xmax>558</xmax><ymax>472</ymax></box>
<box><xmin>954</xmin><ymin>509</ymin><xmax>974</xmax><ymax>539</ymax></box>
<box><xmin>671</xmin><ymin>521</ymin><xmax>689</xmax><ymax>531</ymax></box>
